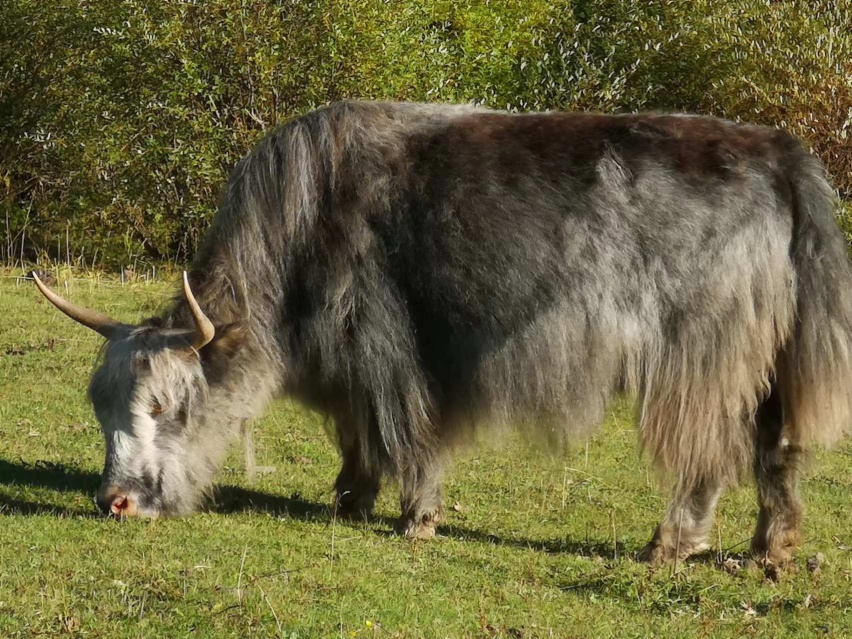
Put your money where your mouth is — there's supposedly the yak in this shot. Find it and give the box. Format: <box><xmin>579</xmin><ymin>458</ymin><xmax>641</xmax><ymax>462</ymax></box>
<box><xmin>35</xmin><ymin>101</ymin><xmax>852</xmax><ymax>565</ymax></box>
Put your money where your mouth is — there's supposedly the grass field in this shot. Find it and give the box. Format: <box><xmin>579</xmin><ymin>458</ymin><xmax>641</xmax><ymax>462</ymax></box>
<box><xmin>0</xmin><ymin>275</ymin><xmax>850</xmax><ymax>638</ymax></box>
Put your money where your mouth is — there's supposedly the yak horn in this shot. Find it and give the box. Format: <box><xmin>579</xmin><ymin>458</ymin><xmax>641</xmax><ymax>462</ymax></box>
<box><xmin>32</xmin><ymin>273</ymin><xmax>123</xmax><ymax>339</ymax></box>
<box><xmin>183</xmin><ymin>272</ymin><xmax>215</xmax><ymax>349</ymax></box>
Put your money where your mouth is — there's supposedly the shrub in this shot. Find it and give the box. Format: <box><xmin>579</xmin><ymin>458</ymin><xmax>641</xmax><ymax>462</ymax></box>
<box><xmin>1</xmin><ymin>0</ymin><xmax>849</xmax><ymax>266</ymax></box>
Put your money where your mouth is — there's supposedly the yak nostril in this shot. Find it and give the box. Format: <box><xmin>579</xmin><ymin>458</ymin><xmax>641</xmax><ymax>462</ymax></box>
<box><xmin>110</xmin><ymin>494</ymin><xmax>130</xmax><ymax>516</ymax></box>
<box><xmin>97</xmin><ymin>488</ymin><xmax>133</xmax><ymax>516</ymax></box>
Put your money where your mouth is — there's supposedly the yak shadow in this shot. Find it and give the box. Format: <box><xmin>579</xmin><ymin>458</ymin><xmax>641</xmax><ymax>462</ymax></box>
<box><xmin>0</xmin><ymin>458</ymin><xmax>661</xmax><ymax>566</ymax></box>
<box><xmin>213</xmin><ymin>486</ymin><xmax>631</xmax><ymax>561</ymax></box>
<box><xmin>0</xmin><ymin>459</ymin><xmax>101</xmax><ymax>517</ymax></box>
<box><xmin>435</xmin><ymin>523</ymin><xmax>631</xmax><ymax>559</ymax></box>
<box><xmin>215</xmin><ymin>487</ymin><xmax>631</xmax><ymax>561</ymax></box>
<box><xmin>211</xmin><ymin>484</ymin><xmax>334</xmax><ymax>520</ymax></box>
<box><xmin>0</xmin><ymin>458</ymin><xmax>344</xmax><ymax>524</ymax></box>
<box><xmin>0</xmin><ymin>459</ymin><xmax>100</xmax><ymax>494</ymax></box>
<box><xmin>0</xmin><ymin>458</ymin><xmax>331</xmax><ymax>521</ymax></box>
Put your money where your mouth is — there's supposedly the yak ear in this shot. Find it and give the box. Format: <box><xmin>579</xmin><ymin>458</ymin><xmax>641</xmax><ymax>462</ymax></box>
<box><xmin>200</xmin><ymin>321</ymin><xmax>247</xmax><ymax>381</ymax></box>
<box><xmin>208</xmin><ymin>321</ymin><xmax>247</xmax><ymax>356</ymax></box>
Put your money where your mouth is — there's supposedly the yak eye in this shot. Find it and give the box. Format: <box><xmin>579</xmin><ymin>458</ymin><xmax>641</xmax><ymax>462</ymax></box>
<box><xmin>151</xmin><ymin>399</ymin><xmax>165</xmax><ymax>416</ymax></box>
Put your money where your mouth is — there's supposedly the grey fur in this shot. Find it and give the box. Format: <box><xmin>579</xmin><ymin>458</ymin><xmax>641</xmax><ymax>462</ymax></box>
<box><xmin>48</xmin><ymin>101</ymin><xmax>852</xmax><ymax>559</ymax></box>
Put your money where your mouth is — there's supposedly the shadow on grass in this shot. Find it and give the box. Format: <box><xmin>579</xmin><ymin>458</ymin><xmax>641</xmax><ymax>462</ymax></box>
<box><xmin>0</xmin><ymin>459</ymin><xmax>100</xmax><ymax>494</ymax></box>
<box><xmin>437</xmin><ymin>523</ymin><xmax>634</xmax><ymax>559</ymax></box>
<box><xmin>0</xmin><ymin>459</ymin><xmax>100</xmax><ymax>517</ymax></box>
<box><xmin>0</xmin><ymin>458</ymin><xmax>337</xmax><ymax>523</ymax></box>
<box><xmin>211</xmin><ymin>484</ymin><xmax>333</xmax><ymax>520</ymax></box>
<box><xmin>0</xmin><ymin>457</ymin><xmax>648</xmax><ymax>563</ymax></box>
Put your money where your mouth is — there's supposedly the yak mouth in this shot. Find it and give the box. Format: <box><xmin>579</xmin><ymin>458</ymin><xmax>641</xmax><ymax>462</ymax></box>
<box><xmin>97</xmin><ymin>486</ymin><xmax>165</xmax><ymax>519</ymax></box>
<box><xmin>108</xmin><ymin>504</ymin><xmax>161</xmax><ymax>520</ymax></box>
<box><xmin>101</xmin><ymin>501</ymin><xmax>162</xmax><ymax>520</ymax></box>
<box><xmin>97</xmin><ymin>466</ymin><xmax>210</xmax><ymax>519</ymax></box>
<box><xmin>96</xmin><ymin>486</ymin><xmax>207</xmax><ymax>519</ymax></box>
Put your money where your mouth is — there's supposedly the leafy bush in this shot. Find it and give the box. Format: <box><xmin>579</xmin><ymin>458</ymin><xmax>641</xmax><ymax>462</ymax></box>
<box><xmin>1</xmin><ymin>0</ymin><xmax>850</xmax><ymax>267</ymax></box>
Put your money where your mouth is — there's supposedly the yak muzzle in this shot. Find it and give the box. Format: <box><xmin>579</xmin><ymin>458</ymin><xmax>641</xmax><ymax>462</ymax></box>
<box><xmin>97</xmin><ymin>487</ymin><xmax>144</xmax><ymax>518</ymax></box>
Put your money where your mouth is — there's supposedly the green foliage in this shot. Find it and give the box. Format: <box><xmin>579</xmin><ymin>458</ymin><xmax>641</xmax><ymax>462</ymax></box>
<box><xmin>1</xmin><ymin>0</ymin><xmax>850</xmax><ymax>266</ymax></box>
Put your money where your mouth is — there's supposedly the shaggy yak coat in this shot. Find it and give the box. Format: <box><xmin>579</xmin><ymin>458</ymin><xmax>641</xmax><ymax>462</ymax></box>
<box><xmin>36</xmin><ymin>101</ymin><xmax>852</xmax><ymax>564</ymax></box>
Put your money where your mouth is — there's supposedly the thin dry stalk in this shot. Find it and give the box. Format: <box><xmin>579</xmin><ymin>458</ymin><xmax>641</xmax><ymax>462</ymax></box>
<box><xmin>242</xmin><ymin>420</ymin><xmax>257</xmax><ymax>485</ymax></box>
<box><xmin>717</xmin><ymin>522</ymin><xmax>723</xmax><ymax>564</ymax></box>
<box><xmin>236</xmin><ymin>544</ymin><xmax>248</xmax><ymax>605</ymax></box>
<box><xmin>257</xmin><ymin>584</ymin><xmax>284</xmax><ymax>638</ymax></box>
<box><xmin>611</xmin><ymin>509</ymin><xmax>618</xmax><ymax>561</ymax></box>
<box><xmin>672</xmin><ymin>509</ymin><xmax>684</xmax><ymax>579</ymax></box>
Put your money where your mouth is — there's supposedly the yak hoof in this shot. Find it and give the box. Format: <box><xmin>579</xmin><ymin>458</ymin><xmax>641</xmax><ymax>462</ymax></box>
<box><xmin>750</xmin><ymin>540</ymin><xmax>798</xmax><ymax>566</ymax></box>
<box><xmin>751</xmin><ymin>523</ymin><xmax>800</xmax><ymax>567</ymax></box>
<box><xmin>333</xmin><ymin>494</ymin><xmax>376</xmax><ymax>521</ymax></box>
<box><xmin>639</xmin><ymin>540</ymin><xmax>709</xmax><ymax>566</ymax></box>
<box><xmin>395</xmin><ymin>511</ymin><xmax>440</xmax><ymax>540</ymax></box>
<box><xmin>403</xmin><ymin>521</ymin><xmax>437</xmax><ymax>540</ymax></box>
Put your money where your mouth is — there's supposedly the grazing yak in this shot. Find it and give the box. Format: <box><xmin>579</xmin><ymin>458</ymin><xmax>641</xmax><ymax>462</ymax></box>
<box><xmin>35</xmin><ymin>101</ymin><xmax>852</xmax><ymax>564</ymax></box>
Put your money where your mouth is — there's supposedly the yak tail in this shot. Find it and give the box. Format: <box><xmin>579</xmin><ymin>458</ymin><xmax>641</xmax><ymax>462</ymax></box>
<box><xmin>780</xmin><ymin>147</ymin><xmax>852</xmax><ymax>445</ymax></box>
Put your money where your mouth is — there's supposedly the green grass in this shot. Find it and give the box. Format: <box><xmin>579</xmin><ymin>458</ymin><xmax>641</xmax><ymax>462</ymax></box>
<box><xmin>0</xmin><ymin>276</ymin><xmax>850</xmax><ymax>638</ymax></box>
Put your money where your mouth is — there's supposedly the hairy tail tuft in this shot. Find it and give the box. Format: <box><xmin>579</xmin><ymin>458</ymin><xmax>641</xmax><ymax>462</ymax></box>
<box><xmin>781</xmin><ymin>146</ymin><xmax>852</xmax><ymax>445</ymax></box>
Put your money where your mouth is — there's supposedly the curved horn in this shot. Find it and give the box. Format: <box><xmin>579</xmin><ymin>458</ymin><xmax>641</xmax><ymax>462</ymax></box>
<box><xmin>183</xmin><ymin>272</ymin><xmax>215</xmax><ymax>349</ymax></box>
<box><xmin>32</xmin><ymin>273</ymin><xmax>123</xmax><ymax>339</ymax></box>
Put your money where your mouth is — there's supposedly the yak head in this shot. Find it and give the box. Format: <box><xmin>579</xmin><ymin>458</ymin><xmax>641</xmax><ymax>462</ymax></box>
<box><xmin>34</xmin><ymin>273</ymin><xmax>245</xmax><ymax>518</ymax></box>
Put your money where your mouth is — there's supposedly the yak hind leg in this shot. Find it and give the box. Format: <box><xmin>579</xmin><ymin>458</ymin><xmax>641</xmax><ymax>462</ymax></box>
<box><xmin>641</xmin><ymin>477</ymin><xmax>724</xmax><ymax>566</ymax></box>
<box><xmin>394</xmin><ymin>459</ymin><xmax>444</xmax><ymax>540</ymax></box>
<box><xmin>333</xmin><ymin>433</ymin><xmax>381</xmax><ymax>520</ymax></box>
<box><xmin>751</xmin><ymin>383</ymin><xmax>803</xmax><ymax>565</ymax></box>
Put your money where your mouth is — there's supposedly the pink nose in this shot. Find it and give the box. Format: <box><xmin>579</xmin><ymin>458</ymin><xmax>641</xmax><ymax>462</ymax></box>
<box><xmin>110</xmin><ymin>494</ymin><xmax>130</xmax><ymax>516</ymax></box>
<box><xmin>98</xmin><ymin>488</ymin><xmax>136</xmax><ymax>517</ymax></box>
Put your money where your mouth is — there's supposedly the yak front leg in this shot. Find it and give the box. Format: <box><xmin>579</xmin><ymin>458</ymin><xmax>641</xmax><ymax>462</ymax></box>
<box><xmin>642</xmin><ymin>477</ymin><xmax>724</xmax><ymax>565</ymax></box>
<box><xmin>333</xmin><ymin>427</ymin><xmax>382</xmax><ymax>520</ymax></box>
<box><xmin>395</xmin><ymin>459</ymin><xmax>444</xmax><ymax>540</ymax></box>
